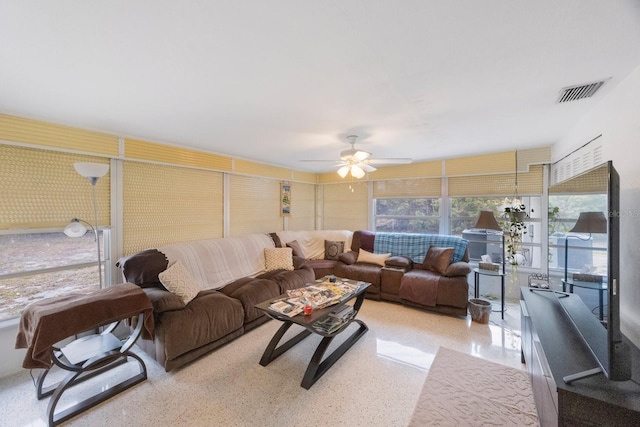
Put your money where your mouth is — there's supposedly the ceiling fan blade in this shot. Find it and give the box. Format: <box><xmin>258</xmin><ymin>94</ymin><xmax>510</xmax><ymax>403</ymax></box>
<box><xmin>360</xmin><ymin>163</ymin><xmax>377</xmax><ymax>173</ymax></box>
<box><xmin>367</xmin><ymin>158</ymin><xmax>412</xmax><ymax>165</ymax></box>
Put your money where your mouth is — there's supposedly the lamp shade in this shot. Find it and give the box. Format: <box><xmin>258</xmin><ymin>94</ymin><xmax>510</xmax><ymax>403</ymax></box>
<box><xmin>63</xmin><ymin>220</ymin><xmax>88</xmax><ymax>238</ymax></box>
<box><xmin>74</xmin><ymin>162</ymin><xmax>109</xmax><ymax>179</ymax></box>
<box><xmin>473</xmin><ymin>211</ymin><xmax>502</xmax><ymax>231</ymax></box>
<box><xmin>569</xmin><ymin>211</ymin><xmax>607</xmax><ymax>234</ymax></box>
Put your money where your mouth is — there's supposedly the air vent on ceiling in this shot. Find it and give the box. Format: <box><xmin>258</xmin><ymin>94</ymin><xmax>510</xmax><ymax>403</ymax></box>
<box><xmin>556</xmin><ymin>79</ymin><xmax>607</xmax><ymax>103</ymax></box>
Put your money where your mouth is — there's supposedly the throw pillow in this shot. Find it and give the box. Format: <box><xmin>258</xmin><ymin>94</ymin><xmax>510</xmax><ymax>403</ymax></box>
<box><xmin>285</xmin><ymin>240</ymin><xmax>305</xmax><ymax>258</ymax></box>
<box><xmin>339</xmin><ymin>251</ymin><xmax>357</xmax><ymax>265</ymax></box>
<box><xmin>324</xmin><ymin>240</ymin><xmax>345</xmax><ymax>260</ymax></box>
<box><xmin>264</xmin><ymin>247</ymin><xmax>294</xmax><ymax>271</ymax></box>
<box><xmin>357</xmin><ymin>248</ymin><xmax>391</xmax><ymax>267</ymax></box>
<box><xmin>443</xmin><ymin>262</ymin><xmax>472</xmax><ymax>277</ymax></box>
<box><xmin>158</xmin><ymin>260</ymin><xmax>202</xmax><ymax>305</ymax></box>
<box><xmin>267</xmin><ymin>232</ymin><xmax>283</xmax><ymax>248</ymax></box>
<box><xmin>422</xmin><ymin>246</ymin><xmax>455</xmax><ymax>275</ymax></box>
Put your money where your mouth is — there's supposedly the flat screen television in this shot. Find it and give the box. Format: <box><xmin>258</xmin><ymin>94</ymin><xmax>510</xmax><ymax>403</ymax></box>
<box><xmin>549</xmin><ymin>160</ymin><xmax>631</xmax><ymax>382</ymax></box>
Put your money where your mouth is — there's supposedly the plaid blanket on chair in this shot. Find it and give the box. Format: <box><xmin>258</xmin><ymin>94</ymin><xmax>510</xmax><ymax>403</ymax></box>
<box><xmin>373</xmin><ymin>233</ymin><xmax>468</xmax><ymax>264</ymax></box>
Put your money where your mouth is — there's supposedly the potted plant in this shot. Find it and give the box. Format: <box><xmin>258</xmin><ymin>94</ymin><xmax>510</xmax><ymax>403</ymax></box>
<box><xmin>503</xmin><ymin>203</ymin><xmax>528</xmax><ymax>265</ymax></box>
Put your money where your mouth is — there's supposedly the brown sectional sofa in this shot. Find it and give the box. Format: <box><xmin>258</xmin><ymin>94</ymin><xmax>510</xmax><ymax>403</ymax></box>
<box><xmin>118</xmin><ymin>230</ymin><xmax>471</xmax><ymax>372</ymax></box>
<box><xmin>274</xmin><ymin>230</ymin><xmax>472</xmax><ymax>317</ymax></box>
<box><xmin>117</xmin><ymin>234</ymin><xmax>314</xmax><ymax>371</ymax></box>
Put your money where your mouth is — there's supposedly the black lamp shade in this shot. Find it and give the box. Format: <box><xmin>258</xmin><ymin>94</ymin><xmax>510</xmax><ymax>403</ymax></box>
<box><xmin>569</xmin><ymin>211</ymin><xmax>607</xmax><ymax>234</ymax></box>
<box><xmin>473</xmin><ymin>211</ymin><xmax>502</xmax><ymax>231</ymax></box>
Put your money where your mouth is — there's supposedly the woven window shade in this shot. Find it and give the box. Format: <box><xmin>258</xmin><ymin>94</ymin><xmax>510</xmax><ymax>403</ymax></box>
<box><xmin>0</xmin><ymin>144</ymin><xmax>110</xmax><ymax>230</ymax></box>
<box><xmin>229</xmin><ymin>175</ymin><xmax>282</xmax><ymax>236</ymax></box>
<box><xmin>287</xmin><ymin>182</ymin><xmax>316</xmax><ymax>231</ymax></box>
<box><xmin>369</xmin><ymin>161</ymin><xmax>442</xmax><ymax>180</ymax></box>
<box><xmin>549</xmin><ymin>163</ymin><xmax>607</xmax><ymax>194</ymax></box>
<box><xmin>373</xmin><ymin>178</ymin><xmax>442</xmax><ymax>198</ymax></box>
<box><xmin>322</xmin><ymin>182</ymin><xmax>368</xmax><ymax>231</ymax></box>
<box><xmin>233</xmin><ymin>159</ymin><xmax>291</xmax><ymax>180</ymax></box>
<box><xmin>445</xmin><ymin>152</ymin><xmax>514</xmax><ymax>176</ymax></box>
<box><xmin>122</xmin><ymin>161</ymin><xmax>223</xmax><ymax>255</ymax></box>
<box><xmin>125</xmin><ymin>138</ymin><xmax>232</xmax><ymax>171</ymax></box>
<box><xmin>449</xmin><ymin>164</ymin><xmax>544</xmax><ymax>196</ymax></box>
<box><xmin>0</xmin><ymin>114</ymin><xmax>119</xmax><ymax>156</ymax></box>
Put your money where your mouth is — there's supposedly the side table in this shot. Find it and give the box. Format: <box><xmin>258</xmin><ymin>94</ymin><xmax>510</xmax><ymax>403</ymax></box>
<box><xmin>561</xmin><ymin>278</ymin><xmax>608</xmax><ymax>321</ymax></box>
<box><xmin>473</xmin><ymin>268</ymin><xmax>505</xmax><ymax>319</ymax></box>
<box><xmin>15</xmin><ymin>283</ymin><xmax>153</xmax><ymax>426</ymax></box>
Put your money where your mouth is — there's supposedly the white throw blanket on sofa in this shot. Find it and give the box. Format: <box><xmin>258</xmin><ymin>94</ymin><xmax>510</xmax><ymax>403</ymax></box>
<box><xmin>158</xmin><ymin>234</ymin><xmax>274</xmax><ymax>290</ymax></box>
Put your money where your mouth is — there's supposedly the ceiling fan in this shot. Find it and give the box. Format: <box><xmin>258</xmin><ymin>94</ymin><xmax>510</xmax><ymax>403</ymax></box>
<box><xmin>301</xmin><ymin>135</ymin><xmax>412</xmax><ymax>179</ymax></box>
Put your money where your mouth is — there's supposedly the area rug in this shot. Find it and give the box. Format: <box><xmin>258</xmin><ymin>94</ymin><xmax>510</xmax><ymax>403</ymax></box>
<box><xmin>409</xmin><ymin>347</ymin><xmax>539</xmax><ymax>426</ymax></box>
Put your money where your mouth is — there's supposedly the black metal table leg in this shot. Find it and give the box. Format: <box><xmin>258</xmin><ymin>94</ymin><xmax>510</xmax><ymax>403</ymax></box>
<box><xmin>259</xmin><ymin>321</ymin><xmax>312</xmax><ymax>366</ymax></box>
<box><xmin>300</xmin><ymin>319</ymin><xmax>368</xmax><ymax>389</ymax></box>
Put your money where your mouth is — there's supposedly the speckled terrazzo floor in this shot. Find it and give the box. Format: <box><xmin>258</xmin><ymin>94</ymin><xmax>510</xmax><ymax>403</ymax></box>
<box><xmin>0</xmin><ymin>299</ymin><xmax>525</xmax><ymax>427</ymax></box>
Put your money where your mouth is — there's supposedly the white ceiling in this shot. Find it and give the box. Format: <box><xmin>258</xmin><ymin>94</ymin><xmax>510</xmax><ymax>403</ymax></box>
<box><xmin>2</xmin><ymin>1</ymin><xmax>640</xmax><ymax>173</ymax></box>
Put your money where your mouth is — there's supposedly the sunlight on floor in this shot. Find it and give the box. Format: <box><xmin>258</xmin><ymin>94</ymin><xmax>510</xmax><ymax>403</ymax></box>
<box><xmin>376</xmin><ymin>338</ymin><xmax>435</xmax><ymax>371</ymax></box>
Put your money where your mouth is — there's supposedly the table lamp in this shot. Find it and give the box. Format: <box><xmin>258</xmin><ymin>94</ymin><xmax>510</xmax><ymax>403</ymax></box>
<box><xmin>473</xmin><ymin>210</ymin><xmax>505</xmax><ymax>274</ymax></box>
<box><xmin>564</xmin><ymin>211</ymin><xmax>607</xmax><ymax>283</ymax></box>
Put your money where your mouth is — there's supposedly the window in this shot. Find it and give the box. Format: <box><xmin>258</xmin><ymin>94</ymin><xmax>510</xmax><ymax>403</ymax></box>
<box><xmin>374</xmin><ymin>198</ymin><xmax>440</xmax><ymax>233</ymax></box>
<box><xmin>0</xmin><ymin>230</ymin><xmax>108</xmax><ymax>322</ymax></box>
<box><xmin>450</xmin><ymin>196</ymin><xmax>542</xmax><ymax>268</ymax></box>
<box><xmin>548</xmin><ymin>193</ymin><xmax>608</xmax><ymax>275</ymax></box>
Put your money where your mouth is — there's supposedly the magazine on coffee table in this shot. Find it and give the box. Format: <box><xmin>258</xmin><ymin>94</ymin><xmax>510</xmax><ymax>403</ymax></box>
<box><xmin>268</xmin><ymin>281</ymin><xmax>360</xmax><ymax>316</ymax></box>
<box><xmin>268</xmin><ymin>298</ymin><xmax>305</xmax><ymax>317</ymax></box>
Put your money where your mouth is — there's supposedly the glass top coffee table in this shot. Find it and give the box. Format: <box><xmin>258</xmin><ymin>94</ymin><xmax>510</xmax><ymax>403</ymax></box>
<box><xmin>255</xmin><ymin>277</ymin><xmax>370</xmax><ymax>389</ymax></box>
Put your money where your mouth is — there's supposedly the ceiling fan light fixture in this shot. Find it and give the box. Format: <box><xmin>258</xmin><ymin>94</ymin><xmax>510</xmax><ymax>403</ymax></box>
<box><xmin>337</xmin><ymin>165</ymin><xmax>350</xmax><ymax>178</ymax></box>
<box><xmin>353</xmin><ymin>150</ymin><xmax>371</xmax><ymax>161</ymax></box>
<box><xmin>340</xmin><ymin>148</ymin><xmax>371</xmax><ymax>161</ymax></box>
<box><xmin>350</xmin><ymin>165</ymin><xmax>366</xmax><ymax>179</ymax></box>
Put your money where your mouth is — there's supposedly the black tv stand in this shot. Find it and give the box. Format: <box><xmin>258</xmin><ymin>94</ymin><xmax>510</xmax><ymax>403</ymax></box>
<box><xmin>521</xmin><ymin>287</ymin><xmax>640</xmax><ymax>426</ymax></box>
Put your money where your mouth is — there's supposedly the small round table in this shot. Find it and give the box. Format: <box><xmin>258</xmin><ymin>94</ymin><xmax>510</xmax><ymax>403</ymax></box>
<box><xmin>473</xmin><ymin>268</ymin><xmax>505</xmax><ymax>319</ymax></box>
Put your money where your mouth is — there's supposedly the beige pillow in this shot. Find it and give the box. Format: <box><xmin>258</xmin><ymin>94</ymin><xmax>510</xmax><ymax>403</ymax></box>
<box><xmin>357</xmin><ymin>248</ymin><xmax>391</xmax><ymax>267</ymax></box>
<box><xmin>264</xmin><ymin>247</ymin><xmax>294</xmax><ymax>271</ymax></box>
<box><xmin>423</xmin><ymin>246</ymin><xmax>454</xmax><ymax>275</ymax></box>
<box><xmin>158</xmin><ymin>260</ymin><xmax>202</xmax><ymax>305</ymax></box>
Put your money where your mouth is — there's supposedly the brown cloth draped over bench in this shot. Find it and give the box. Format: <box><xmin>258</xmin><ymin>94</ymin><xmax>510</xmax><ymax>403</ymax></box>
<box><xmin>15</xmin><ymin>283</ymin><xmax>154</xmax><ymax>369</ymax></box>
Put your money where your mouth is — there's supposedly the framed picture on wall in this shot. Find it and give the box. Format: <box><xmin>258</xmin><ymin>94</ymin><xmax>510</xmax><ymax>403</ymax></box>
<box><xmin>281</xmin><ymin>182</ymin><xmax>291</xmax><ymax>216</ymax></box>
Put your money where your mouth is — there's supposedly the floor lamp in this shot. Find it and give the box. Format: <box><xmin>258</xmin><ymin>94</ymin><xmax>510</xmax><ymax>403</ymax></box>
<box><xmin>63</xmin><ymin>162</ymin><xmax>109</xmax><ymax>288</ymax></box>
<box><xmin>473</xmin><ymin>211</ymin><xmax>505</xmax><ymax>274</ymax></box>
<box><xmin>564</xmin><ymin>211</ymin><xmax>607</xmax><ymax>283</ymax></box>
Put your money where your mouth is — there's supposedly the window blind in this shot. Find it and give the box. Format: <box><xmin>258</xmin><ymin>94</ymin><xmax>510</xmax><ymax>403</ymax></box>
<box><xmin>125</xmin><ymin>138</ymin><xmax>232</xmax><ymax>171</ymax></box>
<box><xmin>445</xmin><ymin>152</ymin><xmax>514</xmax><ymax>176</ymax></box>
<box><xmin>322</xmin><ymin>182</ymin><xmax>368</xmax><ymax>231</ymax></box>
<box><xmin>287</xmin><ymin>182</ymin><xmax>316</xmax><ymax>231</ymax></box>
<box><xmin>122</xmin><ymin>161</ymin><xmax>223</xmax><ymax>255</ymax></box>
<box><xmin>373</xmin><ymin>178</ymin><xmax>442</xmax><ymax>198</ymax></box>
<box><xmin>448</xmin><ymin>164</ymin><xmax>544</xmax><ymax>196</ymax></box>
<box><xmin>0</xmin><ymin>144</ymin><xmax>110</xmax><ymax>230</ymax></box>
<box><xmin>0</xmin><ymin>113</ymin><xmax>119</xmax><ymax>156</ymax></box>
<box><xmin>549</xmin><ymin>163</ymin><xmax>607</xmax><ymax>194</ymax></box>
<box><xmin>229</xmin><ymin>175</ymin><xmax>282</xmax><ymax>236</ymax></box>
